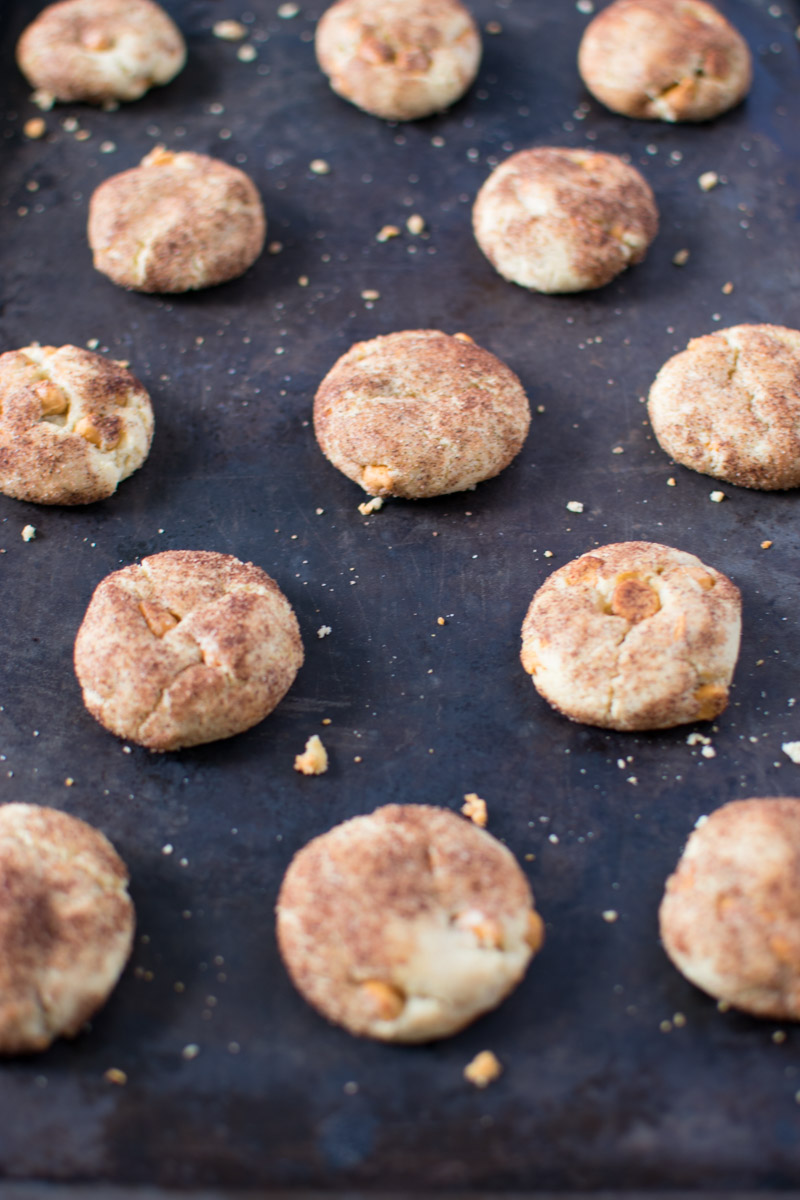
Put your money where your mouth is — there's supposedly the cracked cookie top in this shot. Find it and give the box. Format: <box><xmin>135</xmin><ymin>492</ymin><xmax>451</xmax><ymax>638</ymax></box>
<box><xmin>88</xmin><ymin>147</ymin><xmax>266</xmax><ymax>293</ymax></box>
<box><xmin>648</xmin><ymin>324</ymin><xmax>800</xmax><ymax>490</ymax></box>
<box><xmin>313</xmin><ymin>329</ymin><xmax>530</xmax><ymax>499</ymax></box>
<box><xmin>472</xmin><ymin>147</ymin><xmax>658</xmax><ymax>294</ymax></box>
<box><xmin>0</xmin><ymin>803</ymin><xmax>134</xmax><ymax>1054</ymax></box>
<box><xmin>276</xmin><ymin>804</ymin><xmax>544</xmax><ymax>1043</ymax></box>
<box><xmin>74</xmin><ymin>550</ymin><xmax>304</xmax><ymax>751</ymax></box>
<box><xmin>520</xmin><ymin>541</ymin><xmax>741</xmax><ymax>732</ymax></box>
<box><xmin>0</xmin><ymin>343</ymin><xmax>154</xmax><ymax>505</ymax></box>
<box><xmin>660</xmin><ymin>798</ymin><xmax>800</xmax><ymax>1020</ymax></box>
<box><xmin>578</xmin><ymin>0</ymin><xmax>751</xmax><ymax>123</ymax></box>
<box><xmin>16</xmin><ymin>0</ymin><xmax>186</xmax><ymax>104</ymax></box>
<box><xmin>315</xmin><ymin>0</ymin><xmax>481</xmax><ymax>121</ymax></box>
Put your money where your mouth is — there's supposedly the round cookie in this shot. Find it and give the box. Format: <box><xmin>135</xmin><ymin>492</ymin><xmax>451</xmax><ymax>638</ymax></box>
<box><xmin>578</xmin><ymin>0</ymin><xmax>752</xmax><ymax>123</ymax></box>
<box><xmin>313</xmin><ymin>329</ymin><xmax>530</xmax><ymax>499</ymax></box>
<box><xmin>660</xmin><ymin>798</ymin><xmax>800</xmax><ymax>1020</ymax></box>
<box><xmin>74</xmin><ymin>550</ymin><xmax>303</xmax><ymax>751</ymax></box>
<box><xmin>88</xmin><ymin>147</ymin><xmax>266</xmax><ymax>293</ymax></box>
<box><xmin>648</xmin><ymin>324</ymin><xmax>800</xmax><ymax>491</ymax></box>
<box><xmin>315</xmin><ymin>0</ymin><xmax>481</xmax><ymax>121</ymax></box>
<box><xmin>520</xmin><ymin>541</ymin><xmax>741</xmax><ymax>731</ymax></box>
<box><xmin>16</xmin><ymin>0</ymin><xmax>186</xmax><ymax>104</ymax></box>
<box><xmin>0</xmin><ymin>343</ymin><xmax>153</xmax><ymax>505</ymax></box>
<box><xmin>0</xmin><ymin>803</ymin><xmax>134</xmax><ymax>1054</ymax></box>
<box><xmin>276</xmin><ymin>804</ymin><xmax>544</xmax><ymax>1042</ymax></box>
<box><xmin>472</xmin><ymin>147</ymin><xmax>658</xmax><ymax>294</ymax></box>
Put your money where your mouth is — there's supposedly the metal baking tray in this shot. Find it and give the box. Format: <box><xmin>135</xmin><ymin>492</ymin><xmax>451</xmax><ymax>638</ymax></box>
<box><xmin>1</xmin><ymin>0</ymin><xmax>799</xmax><ymax>1191</ymax></box>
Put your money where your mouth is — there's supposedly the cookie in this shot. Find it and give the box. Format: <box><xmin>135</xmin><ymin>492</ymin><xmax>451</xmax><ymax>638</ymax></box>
<box><xmin>313</xmin><ymin>329</ymin><xmax>530</xmax><ymax>499</ymax></box>
<box><xmin>74</xmin><ymin>551</ymin><xmax>303</xmax><ymax>751</ymax></box>
<box><xmin>0</xmin><ymin>343</ymin><xmax>153</xmax><ymax>505</ymax></box>
<box><xmin>276</xmin><ymin>804</ymin><xmax>544</xmax><ymax>1042</ymax></box>
<box><xmin>660</xmin><ymin>798</ymin><xmax>800</xmax><ymax>1020</ymax></box>
<box><xmin>578</xmin><ymin>0</ymin><xmax>751</xmax><ymax>123</ymax></box>
<box><xmin>88</xmin><ymin>147</ymin><xmax>266</xmax><ymax>293</ymax></box>
<box><xmin>648</xmin><ymin>324</ymin><xmax>800</xmax><ymax>490</ymax></box>
<box><xmin>16</xmin><ymin>0</ymin><xmax>186</xmax><ymax>104</ymax></box>
<box><xmin>520</xmin><ymin>541</ymin><xmax>741</xmax><ymax>731</ymax></box>
<box><xmin>472</xmin><ymin>147</ymin><xmax>658</xmax><ymax>293</ymax></box>
<box><xmin>315</xmin><ymin>0</ymin><xmax>481</xmax><ymax>121</ymax></box>
<box><xmin>0</xmin><ymin>803</ymin><xmax>134</xmax><ymax>1054</ymax></box>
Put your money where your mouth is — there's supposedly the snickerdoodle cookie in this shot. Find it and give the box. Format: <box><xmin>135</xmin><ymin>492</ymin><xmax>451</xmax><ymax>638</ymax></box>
<box><xmin>313</xmin><ymin>329</ymin><xmax>530</xmax><ymax>499</ymax></box>
<box><xmin>74</xmin><ymin>551</ymin><xmax>303</xmax><ymax>751</ymax></box>
<box><xmin>0</xmin><ymin>803</ymin><xmax>134</xmax><ymax>1054</ymax></box>
<box><xmin>472</xmin><ymin>147</ymin><xmax>658</xmax><ymax>293</ymax></box>
<box><xmin>578</xmin><ymin>0</ymin><xmax>751</xmax><ymax>123</ymax></box>
<box><xmin>315</xmin><ymin>0</ymin><xmax>481</xmax><ymax>121</ymax></box>
<box><xmin>520</xmin><ymin>541</ymin><xmax>741</xmax><ymax>731</ymax></box>
<box><xmin>660</xmin><ymin>798</ymin><xmax>800</xmax><ymax>1020</ymax></box>
<box><xmin>648</xmin><ymin>324</ymin><xmax>800</xmax><ymax>490</ymax></box>
<box><xmin>0</xmin><ymin>343</ymin><xmax>153</xmax><ymax>505</ymax></box>
<box><xmin>17</xmin><ymin>0</ymin><xmax>186</xmax><ymax>104</ymax></box>
<box><xmin>88</xmin><ymin>147</ymin><xmax>266</xmax><ymax>293</ymax></box>
<box><xmin>276</xmin><ymin>804</ymin><xmax>544</xmax><ymax>1042</ymax></box>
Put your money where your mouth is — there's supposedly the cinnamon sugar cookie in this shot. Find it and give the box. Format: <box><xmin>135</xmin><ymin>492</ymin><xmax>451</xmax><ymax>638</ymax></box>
<box><xmin>74</xmin><ymin>551</ymin><xmax>303</xmax><ymax>751</ymax></box>
<box><xmin>315</xmin><ymin>0</ymin><xmax>481</xmax><ymax>121</ymax></box>
<box><xmin>0</xmin><ymin>803</ymin><xmax>134</xmax><ymax>1054</ymax></box>
<box><xmin>17</xmin><ymin>0</ymin><xmax>186</xmax><ymax>104</ymax></box>
<box><xmin>276</xmin><ymin>804</ymin><xmax>544</xmax><ymax>1042</ymax></box>
<box><xmin>473</xmin><ymin>147</ymin><xmax>658</xmax><ymax>293</ymax></box>
<box><xmin>648</xmin><ymin>324</ymin><xmax>800</xmax><ymax>490</ymax></box>
<box><xmin>313</xmin><ymin>329</ymin><xmax>530</xmax><ymax>499</ymax></box>
<box><xmin>578</xmin><ymin>0</ymin><xmax>751</xmax><ymax>123</ymax></box>
<box><xmin>660</xmin><ymin>798</ymin><xmax>800</xmax><ymax>1019</ymax></box>
<box><xmin>520</xmin><ymin>541</ymin><xmax>741</xmax><ymax>731</ymax></box>
<box><xmin>0</xmin><ymin>344</ymin><xmax>153</xmax><ymax>505</ymax></box>
<box><xmin>88</xmin><ymin>147</ymin><xmax>266</xmax><ymax>293</ymax></box>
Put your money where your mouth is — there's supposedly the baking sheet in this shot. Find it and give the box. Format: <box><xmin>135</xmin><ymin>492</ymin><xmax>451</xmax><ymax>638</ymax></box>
<box><xmin>1</xmin><ymin>0</ymin><xmax>800</xmax><ymax>1190</ymax></box>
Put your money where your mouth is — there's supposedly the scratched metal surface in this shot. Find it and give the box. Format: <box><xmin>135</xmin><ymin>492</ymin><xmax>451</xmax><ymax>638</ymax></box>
<box><xmin>0</xmin><ymin>0</ymin><xmax>799</xmax><ymax>1191</ymax></box>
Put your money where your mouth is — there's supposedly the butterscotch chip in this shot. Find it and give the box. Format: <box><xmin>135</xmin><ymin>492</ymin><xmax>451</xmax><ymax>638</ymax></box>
<box><xmin>16</xmin><ymin>0</ymin><xmax>186</xmax><ymax>104</ymax></box>
<box><xmin>520</xmin><ymin>541</ymin><xmax>741</xmax><ymax>731</ymax></box>
<box><xmin>0</xmin><ymin>344</ymin><xmax>153</xmax><ymax>505</ymax></box>
<box><xmin>276</xmin><ymin>804</ymin><xmax>543</xmax><ymax>1042</ymax></box>
<box><xmin>648</xmin><ymin>324</ymin><xmax>800</xmax><ymax>490</ymax></box>
<box><xmin>0</xmin><ymin>803</ymin><xmax>134</xmax><ymax>1054</ymax></box>
<box><xmin>315</xmin><ymin>0</ymin><xmax>481</xmax><ymax>121</ymax></box>
<box><xmin>578</xmin><ymin>0</ymin><xmax>752</xmax><ymax>122</ymax></box>
<box><xmin>313</xmin><ymin>330</ymin><xmax>530</xmax><ymax>499</ymax></box>
<box><xmin>74</xmin><ymin>551</ymin><xmax>303</xmax><ymax>751</ymax></box>
<box><xmin>88</xmin><ymin>147</ymin><xmax>266</xmax><ymax>293</ymax></box>
<box><xmin>660</xmin><ymin>799</ymin><xmax>800</xmax><ymax>1019</ymax></box>
<box><xmin>473</xmin><ymin>147</ymin><xmax>658</xmax><ymax>293</ymax></box>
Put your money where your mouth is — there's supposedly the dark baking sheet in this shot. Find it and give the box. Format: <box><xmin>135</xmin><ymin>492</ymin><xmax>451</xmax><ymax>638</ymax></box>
<box><xmin>1</xmin><ymin>0</ymin><xmax>800</xmax><ymax>1191</ymax></box>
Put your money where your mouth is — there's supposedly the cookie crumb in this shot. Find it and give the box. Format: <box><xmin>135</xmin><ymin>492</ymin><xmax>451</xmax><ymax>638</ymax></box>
<box><xmin>781</xmin><ymin>742</ymin><xmax>800</xmax><ymax>764</ymax></box>
<box><xmin>701</xmin><ymin>745</ymin><xmax>716</xmax><ymax>758</ymax></box>
<box><xmin>437</xmin><ymin>616</ymin><xmax>446</xmax><ymax>626</ymax></box>
<box><xmin>317</xmin><ymin>625</ymin><xmax>332</xmax><ymax>639</ymax></box>
<box><xmin>722</xmin><ymin>281</ymin><xmax>734</xmax><ymax>294</ymax></box>
<box><xmin>268</xmin><ymin>241</ymin><xmax>284</xmax><ymax>254</ymax></box>
<box><xmin>64</xmin><ymin>777</ymin><xmax>74</xmax><ymax>787</ymax></box>
<box><xmin>761</xmin><ymin>540</ymin><xmax>773</xmax><ymax>549</ymax></box>
<box><xmin>772</xmin><ymin>1029</ymin><xmax>787</xmax><ymax>1044</ymax></box>
<box><xmin>361</xmin><ymin>289</ymin><xmax>381</xmax><ymax>301</ymax></box>
<box><xmin>376</xmin><ymin>224</ymin><xmax>401</xmax><ymax>242</ymax></box>
<box><xmin>673</xmin><ymin>1012</ymin><xmax>687</xmax><ymax>1028</ymax></box>
<box><xmin>698</xmin><ymin>171</ymin><xmax>719</xmax><ymax>192</ymax></box>
<box><xmin>23</xmin><ymin>117</ymin><xmax>46</xmax><ymax>139</ymax></box>
<box><xmin>213</xmin><ymin>19</ymin><xmax>247</xmax><ymax>39</ymax></box>
<box><xmin>31</xmin><ymin>89</ymin><xmax>55</xmax><ymax>110</ymax></box>
<box><xmin>237</xmin><ymin>44</ymin><xmax>257</xmax><ymax>61</ymax></box>
<box><xmin>461</xmin><ymin>793</ymin><xmax>488</xmax><ymax>827</ymax></box>
<box><xmin>672</xmin><ymin>248</ymin><xmax>690</xmax><ymax>266</ymax></box>
<box><xmin>406</xmin><ymin>213</ymin><xmax>425</xmax><ymax>235</ymax></box>
<box><xmin>543</xmin><ymin>550</ymin><xmax>553</xmax><ymax>558</ymax></box>
<box><xmin>667</xmin><ymin>477</ymin><xmax>677</xmax><ymax>486</ymax></box>
<box><xmin>566</xmin><ymin>500</ymin><xmax>584</xmax><ymax>513</ymax></box>
<box><xmin>602</xmin><ymin>909</ymin><xmax>619</xmax><ymax>923</ymax></box>
<box><xmin>357</xmin><ymin>496</ymin><xmax>384</xmax><ymax>515</ymax></box>
<box><xmin>464</xmin><ymin>1049</ymin><xmax>502</xmax><ymax>1088</ymax></box>
<box><xmin>484</xmin><ymin>20</ymin><xmax>503</xmax><ymax>33</ymax></box>
<box><xmin>104</xmin><ymin>1067</ymin><xmax>127</xmax><ymax>1086</ymax></box>
<box><xmin>709</xmin><ymin>490</ymin><xmax>726</xmax><ymax>503</ymax></box>
<box><xmin>294</xmin><ymin>734</ymin><xmax>329</xmax><ymax>776</ymax></box>
<box><xmin>278</xmin><ymin>1</ymin><xmax>300</xmax><ymax>15</ymax></box>
<box><xmin>181</xmin><ymin>1044</ymin><xmax>200</xmax><ymax>1060</ymax></box>
<box><xmin>21</xmin><ymin>524</ymin><xmax>37</xmax><ymax>542</ymax></box>
<box><xmin>310</xmin><ymin>158</ymin><xmax>330</xmax><ymax>175</ymax></box>
<box><xmin>576</xmin><ymin>0</ymin><xmax>595</xmax><ymax>11</ymax></box>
